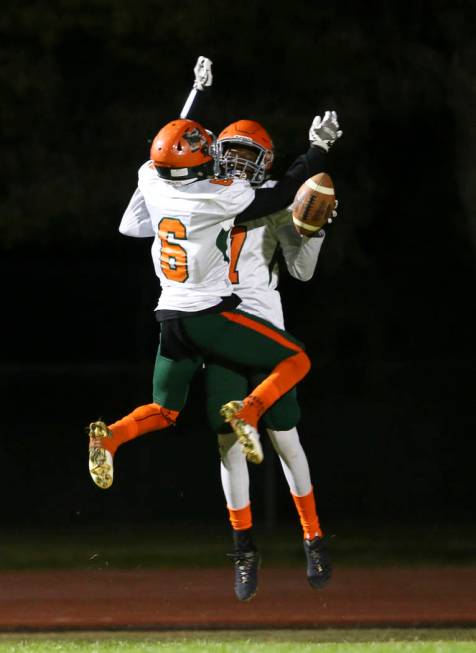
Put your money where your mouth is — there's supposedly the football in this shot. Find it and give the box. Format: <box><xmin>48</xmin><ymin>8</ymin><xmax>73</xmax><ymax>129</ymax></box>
<box><xmin>292</xmin><ymin>172</ymin><xmax>335</xmax><ymax>237</ymax></box>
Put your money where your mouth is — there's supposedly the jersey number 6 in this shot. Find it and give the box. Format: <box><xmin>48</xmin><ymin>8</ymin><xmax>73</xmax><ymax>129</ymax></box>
<box><xmin>158</xmin><ymin>218</ymin><xmax>189</xmax><ymax>283</ymax></box>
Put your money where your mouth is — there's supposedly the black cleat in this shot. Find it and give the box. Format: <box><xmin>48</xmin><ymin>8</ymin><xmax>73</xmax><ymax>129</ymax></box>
<box><xmin>228</xmin><ymin>550</ymin><xmax>260</xmax><ymax>601</ymax></box>
<box><xmin>303</xmin><ymin>536</ymin><xmax>332</xmax><ymax>589</ymax></box>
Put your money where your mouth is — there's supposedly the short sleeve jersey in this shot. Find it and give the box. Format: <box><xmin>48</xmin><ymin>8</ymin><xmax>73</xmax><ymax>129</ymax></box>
<box><xmin>137</xmin><ymin>162</ymin><xmax>255</xmax><ymax>312</ymax></box>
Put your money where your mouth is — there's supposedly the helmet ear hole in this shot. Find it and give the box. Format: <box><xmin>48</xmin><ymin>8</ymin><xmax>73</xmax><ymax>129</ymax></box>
<box><xmin>264</xmin><ymin>150</ymin><xmax>274</xmax><ymax>169</ymax></box>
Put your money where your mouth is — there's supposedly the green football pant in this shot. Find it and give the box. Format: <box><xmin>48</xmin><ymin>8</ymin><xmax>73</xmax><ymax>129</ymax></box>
<box><xmin>153</xmin><ymin>309</ymin><xmax>306</xmax><ymax>418</ymax></box>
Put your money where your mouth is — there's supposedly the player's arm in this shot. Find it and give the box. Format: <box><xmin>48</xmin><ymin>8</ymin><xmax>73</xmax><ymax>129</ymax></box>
<box><xmin>119</xmin><ymin>188</ymin><xmax>155</xmax><ymax>238</ymax></box>
<box><xmin>180</xmin><ymin>56</ymin><xmax>213</xmax><ymax>123</ymax></box>
<box><xmin>275</xmin><ymin>218</ymin><xmax>325</xmax><ymax>281</ymax></box>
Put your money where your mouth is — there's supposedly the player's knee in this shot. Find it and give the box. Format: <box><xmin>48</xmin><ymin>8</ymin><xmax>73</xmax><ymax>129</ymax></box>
<box><xmin>293</xmin><ymin>350</ymin><xmax>311</xmax><ymax>378</ymax></box>
<box><xmin>148</xmin><ymin>401</ymin><xmax>180</xmax><ymax>425</ymax></box>
<box><xmin>262</xmin><ymin>402</ymin><xmax>301</xmax><ymax>431</ymax></box>
<box><xmin>160</xmin><ymin>404</ymin><xmax>179</xmax><ymax>426</ymax></box>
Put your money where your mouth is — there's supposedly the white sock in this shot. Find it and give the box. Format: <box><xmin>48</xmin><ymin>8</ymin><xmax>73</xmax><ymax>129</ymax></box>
<box><xmin>266</xmin><ymin>427</ymin><xmax>312</xmax><ymax>496</ymax></box>
<box><xmin>218</xmin><ymin>432</ymin><xmax>250</xmax><ymax>509</ymax></box>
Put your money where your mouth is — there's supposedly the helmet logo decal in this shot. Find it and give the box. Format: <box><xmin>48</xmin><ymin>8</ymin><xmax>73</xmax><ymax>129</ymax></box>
<box><xmin>183</xmin><ymin>127</ymin><xmax>208</xmax><ymax>153</ymax></box>
<box><xmin>149</xmin><ymin>118</ymin><xmax>215</xmax><ymax>181</ymax></box>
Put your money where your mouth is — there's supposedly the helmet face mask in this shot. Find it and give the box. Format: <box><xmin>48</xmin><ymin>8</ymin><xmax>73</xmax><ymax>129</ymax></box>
<box><xmin>217</xmin><ymin>120</ymin><xmax>274</xmax><ymax>187</ymax></box>
<box><xmin>220</xmin><ymin>143</ymin><xmax>270</xmax><ymax>186</ymax></box>
<box><xmin>150</xmin><ymin>119</ymin><xmax>218</xmax><ymax>182</ymax></box>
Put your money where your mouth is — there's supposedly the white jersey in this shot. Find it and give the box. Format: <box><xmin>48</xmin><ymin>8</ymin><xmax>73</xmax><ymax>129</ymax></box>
<box><xmin>120</xmin><ymin>161</ymin><xmax>255</xmax><ymax>312</ymax></box>
<box><xmin>228</xmin><ymin>181</ymin><xmax>325</xmax><ymax>328</ymax></box>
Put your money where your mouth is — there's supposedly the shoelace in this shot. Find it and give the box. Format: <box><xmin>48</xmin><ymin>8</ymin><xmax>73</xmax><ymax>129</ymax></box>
<box><xmin>307</xmin><ymin>541</ymin><xmax>327</xmax><ymax>574</ymax></box>
<box><xmin>309</xmin><ymin>548</ymin><xmax>325</xmax><ymax>574</ymax></box>
<box><xmin>228</xmin><ymin>553</ymin><xmax>257</xmax><ymax>584</ymax></box>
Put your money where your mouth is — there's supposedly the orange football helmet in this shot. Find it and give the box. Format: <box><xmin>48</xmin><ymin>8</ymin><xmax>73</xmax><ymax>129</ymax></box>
<box><xmin>150</xmin><ymin>118</ymin><xmax>216</xmax><ymax>181</ymax></box>
<box><xmin>217</xmin><ymin>119</ymin><xmax>274</xmax><ymax>187</ymax></box>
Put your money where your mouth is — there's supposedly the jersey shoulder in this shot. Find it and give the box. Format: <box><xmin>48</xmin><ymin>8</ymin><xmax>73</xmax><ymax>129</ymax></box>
<box><xmin>207</xmin><ymin>177</ymin><xmax>252</xmax><ymax>195</ymax></box>
<box><xmin>202</xmin><ymin>177</ymin><xmax>255</xmax><ymax>217</ymax></box>
<box><xmin>138</xmin><ymin>160</ymin><xmax>156</xmax><ymax>178</ymax></box>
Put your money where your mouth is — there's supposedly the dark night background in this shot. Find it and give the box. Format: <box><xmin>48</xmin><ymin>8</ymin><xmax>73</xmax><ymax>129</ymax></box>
<box><xmin>1</xmin><ymin>1</ymin><xmax>475</xmax><ymax>547</ymax></box>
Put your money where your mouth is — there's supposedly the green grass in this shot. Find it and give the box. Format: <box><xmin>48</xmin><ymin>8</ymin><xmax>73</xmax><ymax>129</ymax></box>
<box><xmin>1</xmin><ymin>520</ymin><xmax>476</xmax><ymax>570</ymax></box>
<box><xmin>0</xmin><ymin>643</ymin><xmax>474</xmax><ymax>653</ymax></box>
<box><xmin>0</xmin><ymin>630</ymin><xmax>475</xmax><ymax>652</ymax></box>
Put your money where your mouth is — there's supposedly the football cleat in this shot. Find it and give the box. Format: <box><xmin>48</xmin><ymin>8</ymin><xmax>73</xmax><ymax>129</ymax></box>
<box><xmin>88</xmin><ymin>421</ymin><xmax>114</xmax><ymax>489</ymax></box>
<box><xmin>228</xmin><ymin>550</ymin><xmax>261</xmax><ymax>602</ymax></box>
<box><xmin>303</xmin><ymin>536</ymin><xmax>332</xmax><ymax>589</ymax></box>
<box><xmin>220</xmin><ymin>401</ymin><xmax>263</xmax><ymax>464</ymax></box>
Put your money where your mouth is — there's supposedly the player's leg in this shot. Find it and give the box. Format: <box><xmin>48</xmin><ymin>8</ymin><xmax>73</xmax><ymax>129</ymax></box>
<box><xmin>251</xmin><ymin>378</ymin><xmax>321</xmax><ymax>537</ymax></box>
<box><xmin>266</xmin><ymin>427</ymin><xmax>331</xmax><ymax>588</ymax></box>
<box><xmin>88</xmin><ymin>320</ymin><xmax>203</xmax><ymax>489</ymax></box>
<box><xmin>206</xmin><ymin>363</ymin><xmax>252</xmax><ymax>512</ymax></box>
<box><xmin>218</xmin><ymin>311</ymin><xmax>310</xmax><ymax>448</ymax></box>
<box><xmin>247</xmin><ymin>369</ymin><xmax>331</xmax><ymax>588</ymax></box>
<box><xmin>182</xmin><ymin>310</ymin><xmax>310</xmax><ymax>463</ymax></box>
<box><xmin>267</xmin><ymin>426</ymin><xmax>317</xmax><ymax>531</ymax></box>
<box><xmin>206</xmin><ymin>363</ymin><xmax>260</xmax><ymax>601</ymax></box>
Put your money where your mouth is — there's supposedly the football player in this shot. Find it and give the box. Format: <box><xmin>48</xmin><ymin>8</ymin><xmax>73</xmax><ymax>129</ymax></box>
<box><xmin>205</xmin><ymin>113</ymin><xmax>341</xmax><ymax>600</ymax></box>
<box><xmin>88</xmin><ymin>115</ymin><xmax>332</xmax><ymax>564</ymax></box>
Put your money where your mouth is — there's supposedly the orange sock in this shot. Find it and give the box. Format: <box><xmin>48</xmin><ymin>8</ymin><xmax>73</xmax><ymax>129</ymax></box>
<box><xmin>228</xmin><ymin>504</ymin><xmax>253</xmax><ymax>531</ymax></box>
<box><xmin>292</xmin><ymin>488</ymin><xmax>323</xmax><ymax>540</ymax></box>
<box><xmin>105</xmin><ymin>403</ymin><xmax>179</xmax><ymax>456</ymax></box>
<box><xmin>239</xmin><ymin>351</ymin><xmax>311</xmax><ymax>426</ymax></box>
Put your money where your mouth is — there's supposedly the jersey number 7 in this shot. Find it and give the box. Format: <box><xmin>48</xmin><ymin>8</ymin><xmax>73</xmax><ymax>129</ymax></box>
<box><xmin>228</xmin><ymin>225</ymin><xmax>248</xmax><ymax>284</ymax></box>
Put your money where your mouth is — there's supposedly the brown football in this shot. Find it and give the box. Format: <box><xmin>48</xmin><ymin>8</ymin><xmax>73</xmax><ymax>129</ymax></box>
<box><xmin>292</xmin><ymin>172</ymin><xmax>335</xmax><ymax>237</ymax></box>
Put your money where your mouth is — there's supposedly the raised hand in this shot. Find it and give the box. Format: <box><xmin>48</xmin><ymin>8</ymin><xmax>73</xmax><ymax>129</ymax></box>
<box><xmin>309</xmin><ymin>110</ymin><xmax>342</xmax><ymax>151</ymax></box>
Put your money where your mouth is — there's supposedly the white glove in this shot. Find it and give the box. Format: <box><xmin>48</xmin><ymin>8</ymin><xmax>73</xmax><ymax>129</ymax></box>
<box><xmin>193</xmin><ymin>56</ymin><xmax>213</xmax><ymax>91</ymax></box>
<box><xmin>309</xmin><ymin>110</ymin><xmax>342</xmax><ymax>151</ymax></box>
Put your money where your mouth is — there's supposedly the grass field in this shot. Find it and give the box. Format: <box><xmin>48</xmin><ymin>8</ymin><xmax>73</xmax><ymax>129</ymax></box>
<box><xmin>0</xmin><ymin>630</ymin><xmax>475</xmax><ymax>652</ymax></box>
